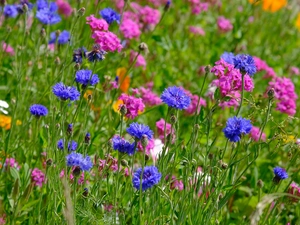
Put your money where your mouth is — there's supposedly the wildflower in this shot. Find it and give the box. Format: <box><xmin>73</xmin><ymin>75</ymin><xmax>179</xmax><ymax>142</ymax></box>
<box><xmin>36</xmin><ymin>2</ymin><xmax>61</xmax><ymax>25</ymax></box>
<box><xmin>169</xmin><ymin>176</ymin><xmax>184</xmax><ymax>191</ymax></box>
<box><xmin>137</xmin><ymin>138</ymin><xmax>155</xmax><ymax>154</ymax></box>
<box><xmin>49</xmin><ymin>30</ymin><xmax>70</xmax><ymax>45</ymax></box>
<box><xmin>91</xmin><ymin>31</ymin><xmax>123</xmax><ymax>52</ymax></box>
<box><xmin>75</xmin><ymin>69</ymin><xmax>99</xmax><ymax>88</ymax></box>
<box><xmin>138</xmin><ymin>87</ymin><xmax>162</xmax><ymax>106</ymax></box>
<box><xmin>182</xmin><ymin>88</ymin><xmax>206</xmax><ymax>115</ymax></box>
<box><xmin>296</xmin><ymin>13</ymin><xmax>300</xmax><ymax>31</ymax></box>
<box><xmin>67</xmin><ymin>123</ymin><xmax>73</xmax><ymax>134</ymax></box>
<box><xmin>73</xmin><ymin>47</ymin><xmax>87</xmax><ymax>64</ymax></box>
<box><xmin>112</xmin><ymin>136</ymin><xmax>136</xmax><ymax>155</ymax></box>
<box><xmin>118</xmin><ymin>94</ymin><xmax>145</xmax><ymax>119</ymax></box>
<box><xmin>250</xmin><ymin>126</ymin><xmax>266</xmax><ymax>141</ymax></box>
<box><xmin>223</xmin><ymin>117</ymin><xmax>252</xmax><ymax>142</ymax></box>
<box><xmin>86</xmin><ymin>14</ymin><xmax>109</xmax><ymax>31</ymax></box>
<box><xmin>120</xmin><ymin>19</ymin><xmax>141</xmax><ymax>39</ymax></box>
<box><xmin>127</xmin><ymin>122</ymin><xmax>153</xmax><ymax>140</ymax></box>
<box><xmin>218</xmin><ymin>91</ymin><xmax>240</xmax><ymax>109</ymax></box>
<box><xmin>2</xmin><ymin>42</ymin><xmax>15</xmax><ymax>56</ymax></box>
<box><xmin>290</xmin><ymin>66</ymin><xmax>300</xmax><ymax>76</ymax></box>
<box><xmin>85</xmin><ymin>44</ymin><xmax>106</xmax><ymax>62</ymax></box>
<box><xmin>3</xmin><ymin>5</ymin><xmax>18</xmax><ymax>18</ymax></box>
<box><xmin>221</xmin><ymin>52</ymin><xmax>235</xmax><ymax>65</ymax></box>
<box><xmin>188</xmin><ymin>0</ymin><xmax>209</xmax><ymax>15</ymax></box>
<box><xmin>57</xmin><ymin>139</ymin><xmax>78</xmax><ymax>151</ymax></box>
<box><xmin>99</xmin><ymin>8</ymin><xmax>120</xmax><ymax>24</ymax></box>
<box><xmin>31</xmin><ymin>168</ymin><xmax>46</xmax><ymax>187</ymax></box>
<box><xmin>130</xmin><ymin>51</ymin><xmax>146</xmax><ymax>69</ymax></box>
<box><xmin>117</xmin><ymin>67</ymin><xmax>130</xmax><ymax>92</ymax></box>
<box><xmin>262</xmin><ymin>0</ymin><xmax>287</xmax><ymax>12</ymax></box>
<box><xmin>132</xmin><ymin>166</ymin><xmax>161</xmax><ymax>191</ymax></box>
<box><xmin>156</xmin><ymin>118</ymin><xmax>175</xmax><ymax>143</ymax></box>
<box><xmin>98</xmin><ymin>154</ymin><xmax>118</xmax><ymax>174</ymax></box>
<box><xmin>233</xmin><ymin>54</ymin><xmax>257</xmax><ymax>76</ymax></box>
<box><xmin>85</xmin><ymin>132</ymin><xmax>91</xmax><ymax>144</ymax></box>
<box><xmin>161</xmin><ymin>86</ymin><xmax>191</xmax><ymax>110</ymax></box>
<box><xmin>56</xmin><ymin>0</ymin><xmax>72</xmax><ymax>17</ymax></box>
<box><xmin>189</xmin><ymin>26</ymin><xmax>205</xmax><ymax>36</ymax></box>
<box><xmin>217</xmin><ymin>16</ymin><xmax>233</xmax><ymax>32</ymax></box>
<box><xmin>273</xmin><ymin>166</ymin><xmax>288</xmax><ymax>184</ymax></box>
<box><xmin>268</xmin><ymin>77</ymin><xmax>297</xmax><ymax>116</ymax></box>
<box><xmin>29</xmin><ymin>104</ymin><xmax>48</xmax><ymax>117</ymax></box>
<box><xmin>4</xmin><ymin>158</ymin><xmax>20</xmax><ymax>169</ymax></box>
<box><xmin>0</xmin><ymin>115</ymin><xmax>11</xmax><ymax>130</ymax></box>
<box><xmin>253</xmin><ymin>56</ymin><xmax>276</xmax><ymax>78</ymax></box>
<box><xmin>288</xmin><ymin>182</ymin><xmax>300</xmax><ymax>202</ymax></box>
<box><xmin>52</xmin><ymin>82</ymin><xmax>80</xmax><ymax>101</ymax></box>
<box><xmin>0</xmin><ymin>214</ymin><xmax>5</xmax><ymax>225</ymax></box>
<box><xmin>66</xmin><ymin>152</ymin><xmax>93</xmax><ymax>171</ymax></box>
<box><xmin>139</xmin><ymin>6</ymin><xmax>160</xmax><ymax>26</ymax></box>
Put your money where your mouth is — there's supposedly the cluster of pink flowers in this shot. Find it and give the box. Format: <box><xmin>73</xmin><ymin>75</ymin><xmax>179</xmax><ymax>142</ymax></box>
<box><xmin>211</xmin><ymin>59</ymin><xmax>254</xmax><ymax>96</ymax></box>
<box><xmin>59</xmin><ymin>169</ymin><xmax>88</xmax><ymax>185</ymax></box>
<box><xmin>4</xmin><ymin>158</ymin><xmax>20</xmax><ymax>169</ymax></box>
<box><xmin>118</xmin><ymin>93</ymin><xmax>145</xmax><ymax>119</ymax></box>
<box><xmin>130</xmin><ymin>51</ymin><xmax>146</xmax><ymax>69</ymax></box>
<box><xmin>189</xmin><ymin>26</ymin><xmax>205</xmax><ymax>36</ymax></box>
<box><xmin>288</xmin><ymin>182</ymin><xmax>300</xmax><ymax>202</ymax></box>
<box><xmin>2</xmin><ymin>42</ymin><xmax>15</xmax><ymax>56</ymax></box>
<box><xmin>253</xmin><ymin>56</ymin><xmax>276</xmax><ymax>79</ymax></box>
<box><xmin>268</xmin><ymin>77</ymin><xmax>297</xmax><ymax>116</ymax></box>
<box><xmin>0</xmin><ymin>215</ymin><xmax>5</xmax><ymax>225</ymax></box>
<box><xmin>119</xmin><ymin>3</ymin><xmax>161</xmax><ymax>39</ymax></box>
<box><xmin>217</xmin><ymin>16</ymin><xmax>233</xmax><ymax>32</ymax></box>
<box><xmin>250</xmin><ymin>126</ymin><xmax>266</xmax><ymax>142</ymax></box>
<box><xmin>86</xmin><ymin>15</ymin><xmax>109</xmax><ymax>32</ymax></box>
<box><xmin>56</xmin><ymin>0</ymin><xmax>72</xmax><ymax>17</ymax></box>
<box><xmin>168</xmin><ymin>175</ymin><xmax>184</xmax><ymax>191</ymax></box>
<box><xmin>188</xmin><ymin>0</ymin><xmax>209</xmax><ymax>14</ymax></box>
<box><xmin>31</xmin><ymin>168</ymin><xmax>46</xmax><ymax>187</ymax></box>
<box><xmin>98</xmin><ymin>155</ymin><xmax>130</xmax><ymax>177</ymax></box>
<box><xmin>137</xmin><ymin>87</ymin><xmax>162</xmax><ymax>106</ymax></box>
<box><xmin>137</xmin><ymin>138</ymin><xmax>155</xmax><ymax>155</ymax></box>
<box><xmin>182</xmin><ymin>88</ymin><xmax>206</xmax><ymax>115</ymax></box>
<box><xmin>156</xmin><ymin>118</ymin><xmax>175</xmax><ymax>143</ymax></box>
<box><xmin>290</xmin><ymin>66</ymin><xmax>300</xmax><ymax>76</ymax></box>
<box><xmin>91</xmin><ymin>31</ymin><xmax>123</xmax><ymax>52</ymax></box>
<box><xmin>218</xmin><ymin>91</ymin><xmax>240</xmax><ymax>109</ymax></box>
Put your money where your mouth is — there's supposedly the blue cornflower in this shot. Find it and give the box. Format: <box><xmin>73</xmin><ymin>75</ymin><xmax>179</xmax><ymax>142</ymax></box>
<box><xmin>73</xmin><ymin>47</ymin><xmax>87</xmax><ymax>64</ymax></box>
<box><xmin>99</xmin><ymin>8</ymin><xmax>120</xmax><ymax>24</ymax></box>
<box><xmin>127</xmin><ymin>122</ymin><xmax>153</xmax><ymax>140</ymax></box>
<box><xmin>52</xmin><ymin>82</ymin><xmax>80</xmax><ymax>101</ymax></box>
<box><xmin>36</xmin><ymin>2</ymin><xmax>61</xmax><ymax>25</ymax></box>
<box><xmin>112</xmin><ymin>136</ymin><xmax>136</xmax><ymax>155</ymax></box>
<box><xmin>273</xmin><ymin>167</ymin><xmax>288</xmax><ymax>181</ymax></box>
<box><xmin>160</xmin><ymin>86</ymin><xmax>191</xmax><ymax>110</ymax></box>
<box><xmin>3</xmin><ymin>5</ymin><xmax>18</xmax><ymax>18</ymax></box>
<box><xmin>75</xmin><ymin>69</ymin><xmax>99</xmax><ymax>87</ymax></box>
<box><xmin>132</xmin><ymin>166</ymin><xmax>161</xmax><ymax>191</ymax></box>
<box><xmin>221</xmin><ymin>52</ymin><xmax>235</xmax><ymax>65</ymax></box>
<box><xmin>57</xmin><ymin>139</ymin><xmax>78</xmax><ymax>151</ymax></box>
<box><xmin>223</xmin><ymin>117</ymin><xmax>252</xmax><ymax>142</ymax></box>
<box><xmin>66</xmin><ymin>152</ymin><xmax>93</xmax><ymax>171</ymax></box>
<box><xmin>37</xmin><ymin>0</ymin><xmax>49</xmax><ymax>10</ymax></box>
<box><xmin>85</xmin><ymin>44</ymin><xmax>106</xmax><ymax>62</ymax></box>
<box><xmin>49</xmin><ymin>30</ymin><xmax>70</xmax><ymax>45</ymax></box>
<box><xmin>29</xmin><ymin>104</ymin><xmax>48</xmax><ymax>117</ymax></box>
<box><xmin>233</xmin><ymin>54</ymin><xmax>257</xmax><ymax>76</ymax></box>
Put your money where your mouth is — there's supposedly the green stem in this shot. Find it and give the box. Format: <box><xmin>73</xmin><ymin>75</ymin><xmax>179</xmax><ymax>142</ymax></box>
<box><xmin>235</xmin><ymin>73</ymin><xmax>245</xmax><ymax>117</ymax></box>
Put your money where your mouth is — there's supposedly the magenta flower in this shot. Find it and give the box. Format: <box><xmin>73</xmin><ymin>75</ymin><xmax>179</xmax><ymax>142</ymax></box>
<box><xmin>156</xmin><ymin>118</ymin><xmax>175</xmax><ymax>143</ymax></box>
<box><xmin>31</xmin><ymin>168</ymin><xmax>46</xmax><ymax>187</ymax></box>
<box><xmin>138</xmin><ymin>87</ymin><xmax>162</xmax><ymax>107</ymax></box>
<box><xmin>56</xmin><ymin>0</ymin><xmax>72</xmax><ymax>17</ymax></box>
<box><xmin>217</xmin><ymin>16</ymin><xmax>233</xmax><ymax>32</ymax></box>
<box><xmin>86</xmin><ymin>15</ymin><xmax>109</xmax><ymax>32</ymax></box>
<box><xmin>250</xmin><ymin>126</ymin><xmax>266</xmax><ymax>141</ymax></box>
<box><xmin>120</xmin><ymin>19</ymin><xmax>141</xmax><ymax>39</ymax></box>
<box><xmin>189</xmin><ymin>26</ymin><xmax>205</xmax><ymax>36</ymax></box>
<box><xmin>2</xmin><ymin>42</ymin><xmax>15</xmax><ymax>56</ymax></box>
<box><xmin>91</xmin><ymin>31</ymin><xmax>123</xmax><ymax>52</ymax></box>
<box><xmin>118</xmin><ymin>94</ymin><xmax>145</xmax><ymax>119</ymax></box>
<box><xmin>130</xmin><ymin>51</ymin><xmax>146</xmax><ymax>69</ymax></box>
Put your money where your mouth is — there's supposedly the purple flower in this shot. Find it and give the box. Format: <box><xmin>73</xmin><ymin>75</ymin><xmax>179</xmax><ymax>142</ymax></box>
<box><xmin>127</xmin><ymin>122</ymin><xmax>153</xmax><ymax>140</ymax></box>
<box><xmin>112</xmin><ymin>136</ymin><xmax>136</xmax><ymax>155</ymax></box>
<box><xmin>75</xmin><ymin>69</ymin><xmax>99</xmax><ymax>87</ymax></box>
<box><xmin>221</xmin><ymin>52</ymin><xmax>235</xmax><ymax>65</ymax></box>
<box><xmin>132</xmin><ymin>166</ymin><xmax>161</xmax><ymax>191</ymax></box>
<box><xmin>233</xmin><ymin>54</ymin><xmax>257</xmax><ymax>76</ymax></box>
<box><xmin>273</xmin><ymin>167</ymin><xmax>288</xmax><ymax>180</ymax></box>
<box><xmin>223</xmin><ymin>117</ymin><xmax>252</xmax><ymax>142</ymax></box>
<box><xmin>52</xmin><ymin>82</ymin><xmax>80</xmax><ymax>101</ymax></box>
<box><xmin>85</xmin><ymin>44</ymin><xmax>106</xmax><ymax>62</ymax></box>
<box><xmin>57</xmin><ymin>139</ymin><xmax>77</xmax><ymax>151</ymax></box>
<box><xmin>29</xmin><ymin>104</ymin><xmax>48</xmax><ymax>117</ymax></box>
<box><xmin>3</xmin><ymin>5</ymin><xmax>18</xmax><ymax>18</ymax></box>
<box><xmin>73</xmin><ymin>47</ymin><xmax>87</xmax><ymax>64</ymax></box>
<box><xmin>99</xmin><ymin>8</ymin><xmax>120</xmax><ymax>24</ymax></box>
<box><xmin>36</xmin><ymin>2</ymin><xmax>61</xmax><ymax>25</ymax></box>
<box><xmin>161</xmin><ymin>86</ymin><xmax>191</xmax><ymax>110</ymax></box>
<box><xmin>49</xmin><ymin>30</ymin><xmax>70</xmax><ymax>44</ymax></box>
<box><xmin>66</xmin><ymin>152</ymin><xmax>93</xmax><ymax>171</ymax></box>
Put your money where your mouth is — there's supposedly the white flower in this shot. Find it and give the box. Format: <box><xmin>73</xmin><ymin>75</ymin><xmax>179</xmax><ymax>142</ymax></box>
<box><xmin>0</xmin><ymin>100</ymin><xmax>9</xmax><ymax>114</ymax></box>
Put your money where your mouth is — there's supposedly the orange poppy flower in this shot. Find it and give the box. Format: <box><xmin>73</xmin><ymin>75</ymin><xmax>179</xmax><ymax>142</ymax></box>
<box><xmin>296</xmin><ymin>13</ymin><xmax>300</xmax><ymax>30</ymax></box>
<box><xmin>0</xmin><ymin>115</ymin><xmax>11</xmax><ymax>130</ymax></box>
<box><xmin>117</xmin><ymin>67</ymin><xmax>130</xmax><ymax>93</ymax></box>
<box><xmin>262</xmin><ymin>0</ymin><xmax>287</xmax><ymax>12</ymax></box>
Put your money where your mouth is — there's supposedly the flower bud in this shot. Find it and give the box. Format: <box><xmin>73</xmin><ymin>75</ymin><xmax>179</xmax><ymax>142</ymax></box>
<box><xmin>221</xmin><ymin>162</ymin><xmax>228</xmax><ymax>170</ymax></box>
<box><xmin>40</xmin><ymin>28</ymin><xmax>46</xmax><ymax>38</ymax></box>
<box><xmin>85</xmin><ymin>132</ymin><xmax>91</xmax><ymax>144</ymax></box>
<box><xmin>55</xmin><ymin>57</ymin><xmax>61</xmax><ymax>65</ymax></box>
<box><xmin>267</xmin><ymin>88</ymin><xmax>275</xmax><ymax>100</ymax></box>
<box><xmin>170</xmin><ymin>114</ymin><xmax>177</xmax><ymax>124</ymax></box>
<box><xmin>141</xmin><ymin>135</ymin><xmax>148</xmax><ymax>148</ymax></box>
<box><xmin>72</xmin><ymin>166</ymin><xmax>81</xmax><ymax>177</ymax></box>
<box><xmin>208</xmin><ymin>153</ymin><xmax>214</xmax><ymax>160</ymax></box>
<box><xmin>138</xmin><ymin>42</ymin><xmax>148</xmax><ymax>54</ymax></box>
<box><xmin>119</xmin><ymin>104</ymin><xmax>127</xmax><ymax>116</ymax></box>
<box><xmin>257</xmin><ymin>179</ymin><xmax>263</xmax><ymax>188</ymax></box>
<box><xmin>74</xmin><ymin>63</ymin><xmax>80</xmax><ymax>70</ymax></box>
<box><xmin>205</xmin><ymin>65</ymin><xmax>211</xmax><ymax>73</ymax></box>
<box><xmin>22</xmin><ymin>3</ymin><xmax>28</xmax><ymax>12</ymax></box>
<box><xmin>77</xmin><ymin>7</ymin><xmax>85</xmax><ymax>17</ymax></box>
<box><xmin>55</xmin><ymin>30</ymin><xmax>61</xmax><ymax>38</ymax></box>
<box><xmin>67</xmin><ymin>124</ymin><xmax>73</xmax><ymax>135</ymax></box>
<box><xmin>164</xmin><ymin>0</ymin><xmax>171</xmax><ymax>11</ymax></box>
<box><xmin>46</xmin><ymin>158</ymin><xmax>53</xmax><ymax>166</ymax></box>
<box><xmin>121</xmin><ymin>159</ymin><xmax>128</xmax><ymax>167</ymax></box>
<box><xmin>83</xmin><ymin>188</ymin><xmax>88</xmax><ymax>197</ymax></box>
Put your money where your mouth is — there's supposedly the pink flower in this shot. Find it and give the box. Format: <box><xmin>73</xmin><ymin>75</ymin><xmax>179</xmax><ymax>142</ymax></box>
<box><xmin>118</xmin><ymin>94</ymin><xmax>145</xmax><ymax>119</ymax></box>
<box><xmin>0</xmin><ymin>214</ymin><xmax>5</xmax><ymax>225</ymax></box>
<box><xmin>188</xmin><ymin>0</ymin><xmax>209</xmax><ymax>14</ymax></box>
<box><xmin>139</xmin><ymin>6</ymin><xmax>160</xmax><ymax>26</ymax></box>
<box><xmin>181</xmin><ymin>88</ymin><xmax>206</xmax><ymax>114</ymax></box>
<box><xmin>56</xmin><ymin>0</ymin><xmax>72</xmax><ymax>17</ymax></box>
<box><xmin>98</xmin><ymin>155</ymin><xmax>119</xmax><ymax>174</ymax></box>
<box><xmin>31</xmin><ymin>168</ymin><xmax>46</xmax><ymax>187</ymax></box>
<box><xmin>138</xmin><ymin>87</ymin><xmax>162</xmax><ymax>106</ymax></box>
<box><xmin>149</xmin><ymin>0</ymin><xmax>169</xmax><ymax>7</ymax></box>
<box><xmin>217</xmin><ymin>16</ymin><xmax>233</xmax><ymax>32</ymax></box>
<box><xmin>250</xmin><ymin>126</ymin><xmax>266</xmax><ymax>141</ymax></box>
<box><xmin>189</xmin><ymin>26</ymin><xmax>205</xmax><ymax>36</ymax></box>
<box><xmin>268</xmin><ymin>77</ymin><xmax>297</xmax><ymax>116</ymax></box>
<box><xmin>288</xmin><ymin>182</ymin><xmax>300</xmax><ymax>202</ymax></box>
<box><xmin>218</xmin><ymin>91</ymin><xmax>240</xmax><ymax>109</ymax></box>
<box><xmin>86</xmin><ymin>15</ymin><xmax>109</xmax><ymax>32</ymax></box>
<box><xmin>169</xmin><ymin>176</ymin><xmax>184</xmax><ymax>191</ymax></box>
<box><xmin>113</xmin><ymin>0</ymin><xmax>125</xmax><ymax>12</ymax></box>
<box><xmin>120</xmin><ymin>19</ymin><xmax>141</xmax><ymax>39</ymax></box>
<box><xmin>156</xmin><ymin>118</ymin><xmax>175</xmax><ymax>143</ymax></box>
<box><xmin>290</xmin><ymin>66</ymin><xmax>300</xmax><ymax>76</ymax></box>
<box><xmin>4</xmin><ymin>158</ymin><xmax>20</xmax><ymax>169</ymax></box>
<box><xmin>130</xmin><ymin>51</ymin><xmax>146</xmax><ymax>69</ymax></box>
<box><xmin>91</xmin><ymin>31</ymin><xmax>123</xmax><ymax>52</ymax></box>
<box><xmin>253</xmin><ymin>56</ymin><xmax>276</xmax><ymax>79</ymax></box>
<box><xmin>2</xmin><ymin>42</ymin><xmax>14</xmax><ymax>56</ymax></box>
<box><xmin>137</xmin><ymin>138</ymin><xmax>155</xmax><ymax>154</ymax></box>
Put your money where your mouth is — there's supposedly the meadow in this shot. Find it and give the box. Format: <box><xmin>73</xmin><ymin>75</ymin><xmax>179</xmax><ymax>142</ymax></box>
<box><xmin>0</xmin><ymin>0</ymin><xmax>300</xmax><ymax>224</ymax></box>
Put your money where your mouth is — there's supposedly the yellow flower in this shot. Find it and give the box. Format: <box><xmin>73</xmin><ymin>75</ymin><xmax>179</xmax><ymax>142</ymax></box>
<box><xmin>262</xmin><ymin>0</ymin><xmax>287</xmax><ymax>12</ymax></box>
<box><xmin>113</xmin><ymin>99</ymin><xmax>123</xmax><ymax>113</ymax></box>
<box><xmin>296</xmin><ymin>13</ymin><xmax>300</xmax><ymax>31</ymax></box>
<box><xmin>117</xmin><ymin>67</ymin><xmax>130</xmax><ymax>93</ymax></box>
<box><xmin>0</xmin><ymin>114</ymin><xmax>11</xmax><ymax>130</ymax></box>
<box><xmin>283</xmin><ymin>135</ymin><xmax>296</xmax><ymax>143</ymax></box>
